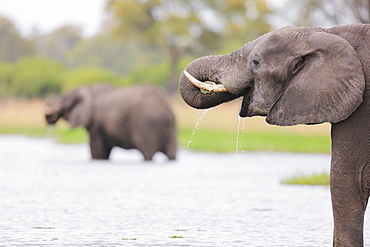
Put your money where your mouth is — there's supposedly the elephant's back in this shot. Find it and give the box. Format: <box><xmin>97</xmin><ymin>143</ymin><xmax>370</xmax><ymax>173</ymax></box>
<box><xmin>97</xmin><ymin>85</ymin><xmax>176</xmax><ymax>148</ymax></box>
<box><xmin>128</xmin><ymin>85</ymin><xmax>175</xmax><ymax>127</ymax></box>
<box><xmin>123</xmin><ymin>85</ymin><xmax>176</xmax><ymax>153</ymax></box>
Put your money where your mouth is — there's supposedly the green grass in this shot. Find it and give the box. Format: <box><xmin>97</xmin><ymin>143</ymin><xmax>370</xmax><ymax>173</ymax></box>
<box><xmin>0</xmin><ymin>125</ymin><xmax>48</xmax><ymax>137</ymax></box>
<box><xmin>0</xmin><ymin>125</ymin><xmax>88</xmax><ymax>144</ymax></box>
<box><xmin>281</xmin><ymin>172</ymin><xmax>330</xmax><ymax>186</ymax></box>
<box><xmin>49</xmin><ymin>126</ymin><xmax>89</xmax><ymax>143</ymax></box>
<box><xmin>180</xmin><ymin>128</ymin><xmax>331</xmax><ymax>153</ymax></box>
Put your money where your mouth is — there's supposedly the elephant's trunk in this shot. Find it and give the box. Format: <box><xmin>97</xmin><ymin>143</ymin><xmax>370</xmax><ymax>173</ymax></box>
<box><xmin>179</xmin><ymin>50</ymin><xmax>250</xmax><ymax>109</ymax></box>
<box><xmin>183</xmin><ymin>71</ymin><xmax>228</xmax><ymax>93</ymax></box>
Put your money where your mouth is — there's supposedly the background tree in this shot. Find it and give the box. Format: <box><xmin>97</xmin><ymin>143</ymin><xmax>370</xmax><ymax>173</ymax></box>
<box><xmin>32</xmin><ymin>25</ymin><xmax>83</xmax><ymax>64</ymax></box>
<box><xmin>276</xmin><ymin>0</ymin><xmax>370</xmax><ymax>27</ymax></box>
<box><xmin>66</xmin><ymin>34</ymin><xmax>159</xmax><ymax>75</ymax></box>
<box><xmin>10</xmin><ymin>57</ymin><xmax>64</xmax><ymax>98</ymax></box>
<box><xmin>105</xmin><ymin>0</ymin><xmax>272</xmax><ymax>92</ymax></box>
<box><xmin>63</xmin><ymin>67</ymin><xmax>124</xmax><ymax>91</ymax></box>
<box><xmin>0</xmin><ymin>17</ymin><xmax>35</xmax><ymax>62</ymax></box>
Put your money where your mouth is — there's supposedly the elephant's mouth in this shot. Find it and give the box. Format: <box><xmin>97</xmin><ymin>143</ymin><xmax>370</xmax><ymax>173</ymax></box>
<box><xmin>239</xmin><ymin>88</ymin><xmax>252</xmax><ymax>118</ymax></box>
<box><xmin>240</xmin><ymin>89</ymin><xmax>270</xmax><ymax>118</ymax></box>
<box><xmin>239</xmin><ymin>86</ymin><xmax>270</xmax><ymax>118</ymax></box>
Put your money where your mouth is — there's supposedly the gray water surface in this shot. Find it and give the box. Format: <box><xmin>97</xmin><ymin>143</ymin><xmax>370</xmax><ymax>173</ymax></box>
<box><xmin>0</xmin><ymin>135</ymin><xmax>368</xmax><ymax>246</ymax></box>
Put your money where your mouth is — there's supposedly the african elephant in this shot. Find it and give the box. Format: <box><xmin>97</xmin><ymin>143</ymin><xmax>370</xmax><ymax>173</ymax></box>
<box><xmin>179</xmin><ymin>24</ymin><xmax>370</xmax><ymax>246</ymax></box>
<box><xmin>45</xmin><ymin>84</ymin><xmax>177</xmax><ymax>161</ymax></box>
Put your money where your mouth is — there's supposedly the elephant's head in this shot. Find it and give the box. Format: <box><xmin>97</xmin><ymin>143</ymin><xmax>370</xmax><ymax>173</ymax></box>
<box><xmin>44</xmin><ymin>86</ymin><xmax>94</xmax><ymax>128</ymax></box>
<box><xmin>179</xmin><ymin>27</ymin><xmax>366</xmax><ymax>126</ymax></box>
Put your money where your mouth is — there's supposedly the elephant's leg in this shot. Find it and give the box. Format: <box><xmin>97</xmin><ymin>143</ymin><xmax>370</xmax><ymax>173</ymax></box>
<box><xmin>89</xmin><ymin>130</ymin><xmax>112</xmax><ymax>160</ymax></box>
<box><xmin>330</xmin><ymin>167</ymin><xmax>368</xmax><ymax>247</ymax></box>
<box><xmin>163</xmin><ymin>135</ymin><xmax>177</xmax><ymax>160</ymax></box>
<box><xmin>141</xmin><ymin>150</ymin><xmax>154</xmax><ymax>161</ymax></box>
<box><xmin>164</xmin><ymin>146</ymin><xmax>176</xmax><ymax>160</ymax></box>
<box><xmin>131</xmin><ymin>127</ymin><xmax>156</xmax><ymax>161</ymax></box>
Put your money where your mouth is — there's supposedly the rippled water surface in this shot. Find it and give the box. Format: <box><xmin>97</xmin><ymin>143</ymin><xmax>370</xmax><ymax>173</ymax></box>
<box><xmin>1</xmin><ymin>135</ymin><xmax>369</xmax><ymax>246</ymax></box>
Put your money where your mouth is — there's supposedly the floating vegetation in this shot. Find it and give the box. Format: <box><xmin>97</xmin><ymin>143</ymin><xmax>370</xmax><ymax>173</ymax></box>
<box><xmin>122</xmin><ymin>238</ymin><xmax>137</xmax><ymax>240</ymax></box>
<box><xmin>43</xmin><ymin>238</ymin><xmax>58</xmax><ymax>241</ymax></box>
<box><xmin>169</xmin><ymin>235</ymin><xmax>184</xmax><ymax>238</ymax></box>
<box><xmin>32</xmin><ymin>227</ymin><xmax>54</xmax><ymax>229</ymax></box>
<box><xmin>281</xmin><ymin>172</ymin><xmax>329</xmax><ymax>186</ymax></box>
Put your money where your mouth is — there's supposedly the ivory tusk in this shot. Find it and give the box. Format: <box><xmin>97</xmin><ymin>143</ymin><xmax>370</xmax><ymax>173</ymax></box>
<box><xmin>183</xmin><ymin>71</ymin><xmax>228</xmax><ymax>93</ymax></box>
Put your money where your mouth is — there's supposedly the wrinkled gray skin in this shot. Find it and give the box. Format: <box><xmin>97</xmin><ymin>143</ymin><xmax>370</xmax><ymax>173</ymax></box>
<box><xmin>46</xmin><ymin>84</ymin><xmax>177</xmax><ymax>161</ymax></box>
<box><xmin>179</xmin><ymin>24</ymin><xmax>370</xmax><ymax>246</ymax></box>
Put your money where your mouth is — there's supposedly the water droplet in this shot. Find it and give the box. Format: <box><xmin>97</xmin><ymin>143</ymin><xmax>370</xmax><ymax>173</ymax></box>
<box><xmin>236</xmin><ymin>116</ymin><xmax>246</xmax><ymax>156</ymax></box>
<box><xmin>186</xmin><ymin>109</ymin><xmax>210</xmax><ymax>150</ymax></box>
<box><xmin>46</xmin><ymin>125</ymin><xmax>55</xmax><ymax>137</ymax></box>
<box><xmin>240</xmin><ymin>117</ymin><xmax>246</xmax><ymax>155</ymax></box>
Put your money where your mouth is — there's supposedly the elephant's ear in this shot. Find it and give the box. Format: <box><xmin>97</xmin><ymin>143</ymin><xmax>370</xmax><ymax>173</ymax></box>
<box><xmin>68</xmin><ymin>87</ymin><xmax>93</xmax><ymax>128</ymax></box>
<box><xmin>266</xmin><ymin>31</ymin><xmax>365</xmax><ymax>126</ymax></box>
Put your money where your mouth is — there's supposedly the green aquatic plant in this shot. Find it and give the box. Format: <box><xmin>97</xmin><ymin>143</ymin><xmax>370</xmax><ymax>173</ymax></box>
<box><xmin>281</xmin><ymin>172</ymin><xmax>329</xmax><ymax>186</ymax></box>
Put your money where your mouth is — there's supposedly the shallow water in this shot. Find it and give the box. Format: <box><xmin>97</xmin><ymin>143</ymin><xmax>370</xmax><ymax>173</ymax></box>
<box><xmin>0</xmin><ymin>135</ymin><xmax>369</xmax><ymax>246</ymax></box>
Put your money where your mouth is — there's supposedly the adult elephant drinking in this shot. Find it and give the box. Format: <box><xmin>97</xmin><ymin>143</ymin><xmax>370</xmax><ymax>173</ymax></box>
<box><xmin>179</xmin><ymin>24</ymin><xmax>370</xmax><ymax>246</ymax></box>
<box><xmin>45</xmin><ymin>84</ymin><xmax>177</xmax><ymax>161</ymax></box>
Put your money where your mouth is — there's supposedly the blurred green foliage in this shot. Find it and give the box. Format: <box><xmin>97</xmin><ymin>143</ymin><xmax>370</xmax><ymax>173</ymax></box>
<box><xmin>128</xmin><ymin>62</ymin><xmax>169</xmax><ymax>86</ymax></box>
<box><xmin>0</xmin><ymin>18</ymin><xmax>35</xmax><ymax>62</ymax></box>
<box><xmin>10</xmin><ymin>57</ymin><xmax>64</xmax><ymax>97</ymax></box>
<box><xmin>0</xmin><ymin>56</ymin><xmax>188</xmax><ymax>97</ymax></box>
<box><xmin>63</xmin><ymin>67</ymin><xmax>123</xmax><ymax>91</ymax></box>
<box><xmin>0</xmin><ymin>62</ymin><xmax>12</xmax><ymax>97</ymax></box>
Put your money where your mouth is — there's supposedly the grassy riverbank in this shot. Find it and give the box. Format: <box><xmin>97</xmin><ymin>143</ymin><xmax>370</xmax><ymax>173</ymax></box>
<box><xmin>175</xmin><ymin>98</ymin><xmax>331</xmax><ymax>153</ymax></box>
<box><xmin>0</xmin><ymin>98</ymin><xmax>331</xmax><ymax>153</ymax></box>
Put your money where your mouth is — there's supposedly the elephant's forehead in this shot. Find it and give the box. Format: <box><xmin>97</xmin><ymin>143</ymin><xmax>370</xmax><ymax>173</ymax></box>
<box><xmin>254</xmin><ymin>29</ymin><xmax>308</xmax><ymax>57</ymax></box>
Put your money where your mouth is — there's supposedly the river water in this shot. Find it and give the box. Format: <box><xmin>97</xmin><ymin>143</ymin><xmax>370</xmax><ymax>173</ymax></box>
<box><xmin>0</xmin><ymin>135</ymin><xmax>369</xmax><ymax>246</ymax></box>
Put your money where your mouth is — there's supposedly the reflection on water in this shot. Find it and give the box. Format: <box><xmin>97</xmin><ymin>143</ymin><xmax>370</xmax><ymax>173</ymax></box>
<box><xmin>0</xmin><ymin>135</ymin><xmax>368</xmax><ymax>246</ymax></box>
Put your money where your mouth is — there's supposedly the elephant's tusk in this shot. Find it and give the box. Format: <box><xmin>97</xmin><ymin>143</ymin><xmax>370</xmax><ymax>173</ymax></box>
<box><xmin>183</xmin><ymin>71</ymin><xmax>228</xmax><ymax>93</ymax></box>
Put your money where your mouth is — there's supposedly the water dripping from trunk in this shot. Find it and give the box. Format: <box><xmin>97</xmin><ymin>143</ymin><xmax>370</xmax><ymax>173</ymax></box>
<box><xmin>46</xmin><ymin>125</ymin><xmax>55</xmax><ymax>137</ymax></box>
<box><xmin>185</xmin><ymin>109</ymin><xmax>210</xmax><ymax>150</ymax></box>
<box><xmin>236</xmin><ymin>116</ymin><xmax>246</xmax><ymax>156</ymax></box>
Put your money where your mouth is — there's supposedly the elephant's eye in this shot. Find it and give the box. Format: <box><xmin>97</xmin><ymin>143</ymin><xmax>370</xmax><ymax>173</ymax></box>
<box><xmin>292</xmin><ymin>56</ymin><xmax>306</xmax><ymax>74</ymax></box>
<box><xmin>252</xmin><ymin>59</ymin><xmax>259</xmax><ymax>65</ymax></box>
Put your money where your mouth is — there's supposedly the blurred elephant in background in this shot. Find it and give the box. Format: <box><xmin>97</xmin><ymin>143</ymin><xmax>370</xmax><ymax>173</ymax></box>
<box><xmin>180</xmin><ymin>24</ymin><xmax>370</xmax><ymax>246</ymax></box>
<box><xmin>45</xmin><ymin>84</ymin><xmax>177</xmax><ymax>161</ymax></box>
